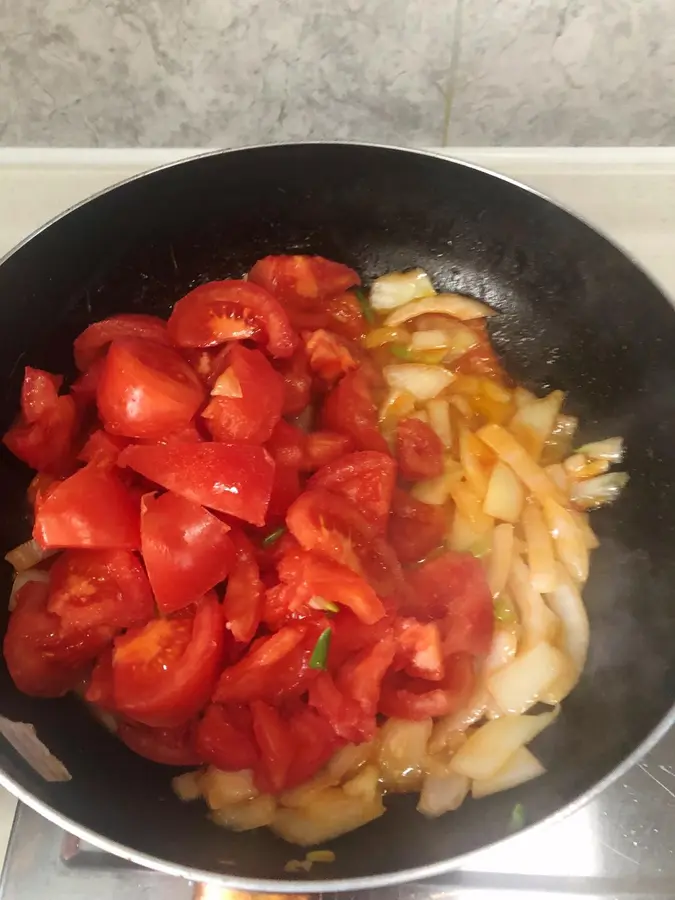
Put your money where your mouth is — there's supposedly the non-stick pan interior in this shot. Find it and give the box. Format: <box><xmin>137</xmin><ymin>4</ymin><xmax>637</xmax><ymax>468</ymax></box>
<box><xmin>0</xmin><ymin>144</ymin><xmax>674</xmax><ymax>887</ymax></box>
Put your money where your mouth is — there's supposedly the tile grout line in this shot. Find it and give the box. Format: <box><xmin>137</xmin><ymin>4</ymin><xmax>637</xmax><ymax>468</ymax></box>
<box><xmin>441</xmin><ymin>0</ymin><xmax>465</xmax><ymax>146</ymax></box>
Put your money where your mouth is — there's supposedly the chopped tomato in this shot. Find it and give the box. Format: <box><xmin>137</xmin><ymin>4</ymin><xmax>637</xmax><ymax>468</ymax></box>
<box><xmin>4</xmin><ymin>580</ymin><xmax>112</xmax><ymax>697</ymax></box>
<box><xmin>34</xmin><ymin>464</ymin><xmax>141</xmax><ymax>550</ymax></box>
<box><xmin>336</xmin><ymin>631</ymin><xmax>396</xmax><ymax>716</ymax></box>
<box><xmin>452</xmin><ymin>320</ymin><xmax>507</xmax><ymax>381</ymax></box>
<box><xmin>404</xmin><ymin>551</ymin><xmax>494</xmax><ymax>656</ymax></box>
<box><xmin>396</xmin><ymin>417</ymin><xmax>445</xmax><ymax>481</ymax></box>
<box><xmin>112</xmin><ymin>594</ymin><xmax>224</xmax><ymax>727</ymax></box>
<box><xmin>379</xmin><ymin>652</ymin><xmax>475</xmax><ymax>720</ymax></box>
<box><xmin>267</xmin><ymin>422</ymin><xmax>354</xmax><ymax>474</ymax></box>
<box><xmin>325</xmin><ymin>292</ymin><xmax>366</xmax><ymax>341</ymax></box>
<box><xmin>213</xmin><ymin>625</ymin><xmax>306</xmax><ymax>704</ymax></box>
<box><xmin>47</xmin><ymin>549</ymin><xmax>154</xmax><ymax>631</ymax></box>
<box><xmin>85</xmin><ymin>649</ymin><xmax>116</xmax><ymax>710</ymax></box>
<box><xmin>20</xmin><ymin>367</ymin><xmax>63</xmax><ymax>422</ymax></box>
<box><xmin>304</xmin><ymin>329</ymin><xmax>358</xmax><ymax>381</ymax></box>
<box><xmin>202</xmin><ymin>345</ymin><xmax>283</xmax><ymax>444</ymax></box>
<box><xmin>73</xmin><ymin>313</ymin><xmax>171</xmax><ymax>372</ymax></box>
<box><xmin>309</xmin><ymin>450</ymin><xmax>396</xmax><ymax>531</ymax></box>
<box><xmin>274</xmin><ymin>347</ymin><xmax>312</xmax><ymax>415</ymax></box>
<box><xmin>393</xmin><ymin>618</ymin><xmax>445</xmax><ymax>681</ymax></box>
<box><xmin>303</xmin><ymin>431</ymin><xmax>354</xmax><ymax>471</ymax></box>
<box><xmin>222</xmin><ymin>530</ymin><xmax>263</xmax><ymax>644</ymax></box>
<box><xmin>284</xmin><ymin>703</ymin><xmax>343</xmax><ymax>789</ymax></box>
<box><xmin>141</xmin><ymin>491</ymin><xmax>235</xmax><ymax>614</ymax></box>
<box><xmin>250</xmin><ymin>700</ymin><xmax>294</xmax><ymax>792</ymax></box>
<box><xmin>267</xmin><ymin>419</ymin><xmax>305</xmax><ymax>469</ymax></box>
<box><xmin>267</xmin><ymin>464</ymin><xmax>302</xmax><ymax>522</ymax></box>
<box><xmin>119</xmin><ymin>442</ymin><xmax>274</xmax><ymax>527</ymax></box>
<box><xmin>322</xmin><ymin>367</ymin><xmax>389</xmax><ymax>453</ymax></box>
<box><xmin>308</xmin><ymin>671</ymin><xmax>375</xmax><ymax>742</ymax></box>
<box><xmin>195</xmin><ymin>704</ymin><xmax>260</xmax><ymax>772</ymax></box>
<box><xmin>97</xmin><ymin>338</ymin><xmax>205</xmax><ymax>439</ymax></box>
<box><xmin>78</xmin><ymin>430</ymin><xmax>130</xmax><ymax>467</ymax></box>
<box><xmin>167</xmin><ymin>280</ymin><xmax>297</xmax><ymax>359</ymax></box>
<box><xmin>388</xmin><ymin>488</ymin><xmax>446</xmax><ymax>565</ymax></box>
<box><xmin>70</xmin><ymin>355</ymin><xmax>106</xmax><ymax>408</ymax></box>
<box><xmin>248</xmin><ymin>255</ymin><xmax>360</xmax><ymax>309</ymax></box>
<box><xmin>117</xmin><ymin>720</ymin><xmax>201</xmax><ymax>766</ymax></box>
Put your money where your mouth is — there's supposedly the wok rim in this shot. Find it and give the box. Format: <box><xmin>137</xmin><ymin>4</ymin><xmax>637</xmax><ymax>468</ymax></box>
<box><xmin>0</xmin><ymin>140</ymin><xmax>673</xmax><ymax>892</ymax></box>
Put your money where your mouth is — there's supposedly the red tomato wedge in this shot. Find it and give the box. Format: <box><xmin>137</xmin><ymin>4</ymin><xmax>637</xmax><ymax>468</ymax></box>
<box><xmin>78</xmin><ymin>430</ymin><xmax>131</xmax><ymax>467</ymax></box>
<box><xmin>336</xmin><ymin>631</ymin><xmax>396</xmax><ymax>716</ymax></box>
<box><xmin>117</xmin><ymin>721</ymin><xmax>201</xmax><ymax>766</ymax></box>
<box><xmin>322</xmin><ymin>367</ymin><xmax>389</xmax><ymax>453</ymax></box>
<box><xmin>222</xmin><ymin>530</ymin><xmax>264</xmax><ymax>644</ymax></box>
<box><xmin>119</xmin><ymin>442</ymin><xmax>274</xmax><ymax>526</ymax></box>
<box><xmin>309</xmin><ymin>450</ymin><xmax>396</xmax><ymax>531</ymax></box>
<box><xmin>284</xmin><ymin>703</ymin><xmax>343</xmax><ymax>789</ymax></box>
<box><xmin>140</xmin><ymin>492</ymin><xmax>235</xmax><ymax>614</ymax></box>
<box><xmin>97</xmin><ymin>338</ymin><xmax>205</xmax><ymax>439</ymax></box>
<box><xmin>47</xmin><ymin>549</ymin><xmax>154</xmax><ymax>631</ymax></box>
<box><xmin>250</xmin><ymin>700</ymin><xmax>294</xmax><ymax>793</ymax></box>
<box><xmin>248</xmin><ymin>255</ymin><xmax>360</xmax><ymax>308</ymax></box>
<box><xmin>195</xmin><ymin>704</ymin><xmax>259</xmax><ymax>772</ymax></box>
<box><xmin>167</xmin><ymin>280</ymin><xmax>297</xmax><ymax>359</ymax></box>
<box><xmin>213</xmin><ymin>625</ymin><xmax>307</xmax><ymax>704</ymax></box>
<box><xmin>303</xmin><ymin>431</ymin><xmax>354</xmax><ymax>471</ymax></box>
<box><xmin>202</xmin><ymin>345</ymin><xmax>284</xmax><ymax>444</ymax></box>
<box><xmin>404</xmin><ymin>551</ymin><xmax>494</xmax><ymax>656</ymax></box>
<box><xmin>112</xmin><ymin>594</ymin><xmax>224</xmax><ymax>728</ymax></box>
<box><xmin>393</xmin><ymin>618</ymin><xmax>445</xmax><ymax>681</ymax></box>
<box><xmin>379</xmin><ymin>652</ymin><xmax>476</xmax><ymax>720</ymax></box>
<box><xmin>308</xmin><ymin>671</ymin><xmax>375</xmax><ymax>742</ymax></box>
<box><xmin>267</xmin><ymin>464</ymin><xmax>302</xmax><ymax>522</ymax></box>
<box><xmin>396</xmin><ymin>417</ymin><xmax>444</xmax><ymax>481</ymax></box>
<box><xmin>388</xmin><ymin>488</ymin><xmax>446</xmax><ymax>565</ymax></box>
<box><xmin>274</xmin><ymin>347</ymin><xmax>312</xmax><ymax>415</ymax></box>
<box><xmin>4</xmin><ymin>580</ymin><xmax>112</xmax><ymax>697</ymax></box>
<box><xmin>304</xmin><ymin>329</ymin><xmax>358</xmax><ymax>381</ymax></box>
<box><xmin>20</xmin><ymin>367</ymin><xmax>63</xmax><ymax>422</ymax></box>
<box><xmin>34</xmin><ymin>464</ymin><xmax>141</xmax><ymax>550</ymax></box>
<box><xmin>73</xmin><ymin>313</ymin><xmax>171</xmax><ymax>372</ymax></box>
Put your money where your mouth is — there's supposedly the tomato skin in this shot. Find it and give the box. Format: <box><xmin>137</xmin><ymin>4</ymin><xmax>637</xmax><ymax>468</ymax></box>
<box><xmin>97</xmin><ymin>338</ymin><xmax>205</xmax><ymax>440</ymax></box>
<box><xmin>304</xmin><ymin>329</ymin><xmax>358</xmax><ymax>382</ymax></box>
<box><xmin>167</xmin><ymin>280</ymin><xmax>297</xmax><ymax>359</ymax></box>
<box><xmin>73</xmin><ymin>313</ymin><xmax>171</xmax><ymax>372</ymax></box>
<box><xmin>379</xmin><ymin>652</ymin><xmax>475</xmax><ymax>720</ymax></box>
<box><xmin>4</xmin><ymin>580</ymin><xmax>112</xmax><ymax>697</ymax></box>
<box><xmin>388</xmin><ymin>488</ymin><xmax>446</xmax><ymax>565</ymax></box>
<box><xmin>267</xmin><ymin>464</ymin><xmax>302</xmax><ymax>522</ymax></box>
<box><xmin>213</xmin><ymin>625</ymin><xmax>306</xmax><ymax>704</ymax></box>
<box><xmin>248</xmin><ymin>255</ymin><xmax>360</xmax><ymax>309</ymax></box>
<box><xmin>119</xmin><ymin>442</ymin><xmax>274</xmax><ymax>527</ymax></box>
<box><xmin>309</xmin><ymin>450</ymin><xmax>396</xmax><ymax>531</ymax></box>
<box><xmin>78</xmin><ymin>430</ymin><xmax>130</xmax><ymax>467</ymax></box>
<box><xmin>303</xmin><ymin>431</ymin><xmax>354</xmax><ymax>471</ymax></box>
<box><xmin>336</xmin><ymin>631</ymin><xmax>396</xmax><ymax>716</ymax></box>
<box><xmin>324</xmin><ymin>292</ymin><xmax>366</xmax><ymax>341</ymax></box>
<box><xmin>274</xmin><ymin>348</ymin><xmax>312</xmax><ymax>415</ymax></box>
<box><xmin>222</xmin><ymin>530</ymin><xmax>263</xmax><ymax>644</ymax></box>
<box><xmin>202</xmin><ymin>345</ymin><xmax>284</xmax><ymax>444</ymax></box>
<box><xmin>250</xmin><ymin>700</ymin><xmax>294</xmax><ymax>793</ymax></box>
<box><xmin>308</xmin><ymin>671</ymin><xmax>375</xmax><ymax>743</ymax></box>
<box><xmin>322</xmin><ymin>367</ymin><xmax>389</xmax><ymax>454</ymax></box>
<box><xmin>85</xmin><ymin>649</ymin><xmax>116</xmax><ymax>709</ymax></box>
<box><xmin>393</xmin><ymin>618</ymin><xmax>445</xmax><ymax>681</ymax></box>
<box><xmin>195</xmin><ymin>704</ymin><xmax>260</xmax><ymax>772</ymax></box>
<box><xmin>396</xmin><ymin>417</ymin><xmax>445</xmax><ymax>481</ymax></box>
<box><xmin>47</xmin><ymin>549</ymin><xmax>154</xmax><ymax>631</ymax></box>
<box><xmin>20</xmin><ymin>368</ymin><xmax>63</xmax><ymax>422</ymax></box>
<box><xmin>267</xmin><ymin>420</ymin><xmax>305</xmax><ymax>469</ymax></box>
<box><xmin>113</xmin><ymin>594</ymin><xmax>225</xmax><ymax>727</ymax></box>
<box><xmin>404</xmin><ymin>551</ymin><xmax>494</xmax><ymax>656</ymax></box>
<box><xmin>284</xmin><ymin>703</ymin><xmax>343</xmax><ymax>790</ymax></box>
<box><xmin>70</xmin><ymin>355</ymin><xmax>106</xmax><ymax>409</ymax></box>
<box><xmin>117</xmin><ymin>720</ymin><xmax>201</xmax><ymax>766</ymax></box>
<box><xmin>34</xmin><ymin>464</ymin><xmax>141</xmax><ymax>550</ymax></box>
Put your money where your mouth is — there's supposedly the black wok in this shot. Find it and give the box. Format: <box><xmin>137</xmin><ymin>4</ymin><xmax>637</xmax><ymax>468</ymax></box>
<box><xmin>0</xmin><ymin>143</ymin><xmax>673</xmax><ymax>891</ymax></box>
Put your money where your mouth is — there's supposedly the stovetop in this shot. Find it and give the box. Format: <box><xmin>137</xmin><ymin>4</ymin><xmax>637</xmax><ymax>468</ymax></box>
<box><xmin>2</xmin><ymin>729</ymin><xmax>675</xmax><ymax>900</ymax></box>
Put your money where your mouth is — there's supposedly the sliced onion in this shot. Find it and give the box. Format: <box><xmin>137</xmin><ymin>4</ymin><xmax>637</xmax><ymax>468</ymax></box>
<box><xmin>477</xmin><ymin>424</ymin><xmax>568</xmax><ymax>506</ymax></box>
<box><xmin>272</xmin><ymin>789</ymin><xmax>385</xmax><ymax>846</ymax></box>
<box><xmin>417</xmin><ymin>772</ymin><xmax>470</xmax><ymax>817</ymax></box>
<box><xmin>570</xmin><ymin>472</ymin><xmax>629</xmax><ymax>511</ymax></box>
<box><xmin>544</xmin><ymin>463</ymin><xmax>570</xmax><ymax>494</ymax></box>
<box><xmin>488</xmin><ymin>642</ymin><xmax>568</xmax><ymax>715</ymax></box>
<box><xmin>513</xmin><ymin>387</ymin><xmax>536</xmax><ymax>408</ymax></box>
<box><xmin>377</xmin><ymin>718</ymin><xmax>433</xmax><ymax>791</ymax></box>
<box><xmin>570</xmin><ymin>509</ymin><xmax>600</xmax><ymax>549</ymax></box>
<box><xmin>508</xmin><ymin>556</ymin><xmax>559</xmax><ymax>653</ymax></box>
<box><xmin>211</xmin><ymin>366</ymin><xmax>242</xmax><ymax>398</ymax></box>
<box><xmin>363</xmin><ymin>326</ymin><xmax>411</xmax><ymax>349</ymax></box>
<box><xmin>370</xmin><ymin>269</ymin><xmax>435</xmax><ymax>311</ymax></box>
<box><xmin>173</xmin><ymin>771</ymin><xmax>203</xmax><ymax>802</ymax></box>
<box><xmin>428</xmin><ymin>686</ymin><xmax>489</xmax><ymax>754</ymax></box>
<box><xmin>576</xmin><ymin>436</ymin><xmax>624</xmax><ymax>463</ymax></box>
<box><xmin>385</xmin><ymin>293</ymin><xmax>495</xmax><ymax>327</ymax></box>
<box><xmin>487</xmin><ymin>523</ymin><xmax>514</xmax><ymax>598</ymax></box>
<box><xmin>485</xmin><ymin>627</ymin><xmax>519</xmax><ymax>673</ymax></box>
<box><xmin>342</xmin><ymin>764</ymin><xmax>380</xmax><ymax>802</ymax></box>
<box><xmin>562</xmin><ymin>453</ymin><xmax>587</xmax><ymax>475</ymax></box>
<box><xmin>450</xmin><ymin>708</ymin><xmax>558</xmax><ymax>780</ymax></box>
<box><xmin>571</xmin><ymin>458</ymin><xmax>611</xmax><ymax>480</ymax></box>
<box><xmin>200</xmin><ymin>768</ymin><xmax>258</xmax><ymax>810</ymax></box>
<box><xmin>383</xmin><ymin>364</ymin><xmax>454</xmax><ymax>402</ymax></box>
<box><xmin>541</xmin><ymin>414</ymin><xmax>579</xmax><ymax>465</ymax></box>
<box><xmin>448</xmin><ymin>510</ymin><xmax>493</xmax><ymax>556</ymax></box>
<box><xmin>411</xmin><ymin>330</ymin><xmax>449</xmax><ymax>351</ymax></box>
<box><xmin>449</xmin><ymin>480</ymin><xmax>494</xmax><ymax>532</ymax></box>
<box><xmin>541</xmin><ymin>564</ymin><xmax>589</xmax><ymax>703</ymax></box>
<box><xmin>211</xmin><ymin>795</ymin><xmax>276</xmax><ymax>832</ymax></box>
<box><xmin>426</xmin><ymin>398</ymin><xmax>453</xmax><ymax>448</ymax></box>
<box><xmin>483</xmin><ymin>461</ymin><xmax>525</xmax><ymax>523</ymax></box>
<box><xmin>522</xmin><ymin>502</ymin><xmax>556</xmax><ymax>593</ymax></box>
<box><xmin>509</xmin><ymin>391</ymin><xmax>564</xmax><ymax>461</ymax></box>
<box><xmin>378</xmin><ymin>388</ymin><xmax>416</xmax><ymax>425</ymax></box>
<box><xmin>5</xmin><ymin>539</ymin><xmax>55</xmax><ymax>573</ymax></box>
<box><xmin>9</xmin><ymin>568</ymin><xmax>50</xmax><ymax>611</ymax></box>
<box><xmin>541</xmin><ymin>497</ymin><xmax>589</xmax><ymax>583</ymax></box>
<box><xmin>411</xmin><ymin>471</ymin><xmax>456</xmax><ymax>506</ymax></box>
<box><xmin>460</xmin><ymin>428</ymin><xmax>490</xmax><ymax>499</ymax></box>
<box><xmin>471</xmin><ymin>747</ymin><xmax>545</xmax><ymax>799</ymax></box>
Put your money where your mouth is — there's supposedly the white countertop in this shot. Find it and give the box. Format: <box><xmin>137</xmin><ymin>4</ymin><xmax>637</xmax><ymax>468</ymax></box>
<box><xmin>0</xmin><ymin>145</ymin><xmax>674</xmax><ymax>869</ymax></box>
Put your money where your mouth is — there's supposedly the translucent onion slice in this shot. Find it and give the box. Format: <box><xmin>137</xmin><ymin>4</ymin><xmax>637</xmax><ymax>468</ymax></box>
<box><xmin>471</xmin><ymin>747</ymin><xmax>545</xmax><ymax>799</ymax></box>
<box><xmin>541</xmin><ymin>414</ymin><xmax>579</xmax><ymax>465</ymax></box>
<box><xmin>448</xmin><ymin>510</ymin><xmax>494</xmax><ymax>556</ymax></box>
<box><xmin>385</xmin><ymin>293</ymin><xmax>495</xmax><ymax>327</ymax></box>
<box><xmin>417</xmin><ymin>772</ymin><xmax>470</xmax><ymax>817</ymax></box>
<box><xmin>487</xmin><ymin>523</ymin><xmax>514</xmax><ymax>598</ymax></box>
<box><xmin>477</xmin><ymin>424</ymin><xmax>568</xmax><ymax>506</ymax></box>
<box><xmin>508</xmin><ymin>556</ymin><xmax>559</xmax><ymax>653</ymax></box>
<box><xmin>460</xmin><ymin>428</ymin><xmax>491</xmax><ymax>499</ymax></box>
<box><xmin>544</xmin><ymin>463</ymin><xmax>570</xmax><ymax>494</ymax></box>
<box><xmin>378</xmin><ymin>388</ymin><xmax>416</xmax><ymax>424</ymax></box>
<box><xmin>5</xmin><ymin>538</ymin><xmax>55</xmax><ymax>573</ymax></box>
<box><xmin>487</xmin><ymin>642</ymin><xmax>568</xmax><ymax>715</ymax></box>
<box><xmin>426</xmin><ymin>398</ymin><xmax>453</xmax><ymax>448</ymax></box>
<box><xmin>513</xmin><ymin>387</ymin><xmax>537</xmax><ymax>408</ymax></box>
<box><xmin>211</xmin><ymin>366</ymin><xmax>242</xmax><ymax>398</ymax></box>
<box><xmin>272</xmin><ymin>789</ymin><xmax>385</xmax><ymax>846</ymax></box>
<box><xmin>509</xmin><ymin>391</ymin><xmax>564</xmax><ymax>461</ymax></box>
<box><xmin>363</xmin><ymin>326</ymin><xmax>411</xmax><ymax>349</ymax></box>
<box><xmin>201</xmin><ymin>768</ymin><xmax>258</xmax><ymax>810</ymax></box>
<box><xmin>377</xmin><ymin>718</ymin><xmax>433</xmax><ymax>791</ymax></box>
<box><xmin>570</xmin><ymin>472</ymin><xmax>629</xmax><ymax>511</ymax></box>
<box><xmin>541</xmin><ymin>497</ymin><xmax>589</xmax><ymax>583</ymax></box>
<box><xmin>211</xmin><ymin>795</ymin><xmax>276</xmax><ymax>831</ymax></box>
<box><xmin>483</xmin><ymin>461</ymin><xmax>525</xmax><ymax>523</ymax></box>
<box><xmin>428</xmin><ymin>686</ymin><xmax>490</xmax><ymax>754</ymax></box>
<box><xmin>449</xmin><ymin>480</ymin><xmax>494</xmax><ymax>531</ymax></box>
<box><xmin>449</xmin><ymin>708</ymin><xmax>558</xmax><ymax>780</ymax></box>
<box><xmin>370</xmin><ymin>269</ymin><xmax>435</xmax><ymax>311</ymax></box>
<box><xmin>410</xmin><ymin>329</ymin><xmax>449</xmax><ymax>351</ymax></box>
<box><xmin>485</xmin><ymin>627</ymin><xmax>519</xmax><ymax>673</ymax></box>
<box><xmin>541</xmin><ymin>563</ymin><xmax>590</xmax><ymax>703</ymax></box>
<box><xmin>522</xmin><ymin>502</ymin><xmax>557</xmax><ymax>593</ymax></box>
<box><xmin>9</xmin><ymin>568</ymin><xmax>50</xmax><ymax>611</ymax></box>
<box><xmin>383</xmin><ymin>364</ymin><xmax>454</xmax><ymax>401</ymax></box>
<box><xmin>173</xmin><ymin>771</ymin><xmax>203</xmax><ymax>802</ymax></box>
<box><xmin>570</xmin><ymin>509</ymin><xmax>600</xmax><ymax>550</ymax></box>
<box><xmin>411</xmin><ymin>469</ymin><xmax>459</xmax><ymax>506</ymax></box>
<box><xmin>576</xmin><ymin>436</ymin><xmax>624</xmax><ymax>463</ymax></box>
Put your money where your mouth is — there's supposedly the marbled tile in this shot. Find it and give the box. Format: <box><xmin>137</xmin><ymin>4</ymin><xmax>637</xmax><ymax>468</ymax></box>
<box><xmin>448</xmin><ymin>0</ymin><xmax>675</xmax><ymax>146</ymax></box>
<box><xmin>0</xmin><ymin>0</ymin><xmax>455</xmax><ymax>147</ymax></box>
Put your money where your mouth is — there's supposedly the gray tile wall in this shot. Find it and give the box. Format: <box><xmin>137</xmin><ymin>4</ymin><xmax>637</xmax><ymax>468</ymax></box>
<box><xmin>0</xmin><ymin>0</ymin><xmax>672</xmax><ymax>147</ymax></box>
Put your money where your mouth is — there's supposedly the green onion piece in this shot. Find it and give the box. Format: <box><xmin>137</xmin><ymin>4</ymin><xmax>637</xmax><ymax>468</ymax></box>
<box><xmin>494</xmin><ymin>598</ymin><xmax>516</xmax><ymax>624</ymax></box>
<box><xmin>309</xmin><ymin>627</ymin><xmax>332</xmax><ymax>670</ymax></box>
<box><xmin>262</xmin><ymin>526</ymin><xmax>286</xmax><ymax>548</ymax></box>
<box><xmin>354</xmin><ymin>287</ymin><xmax>375</xmax><ymax>324</ymax></box>
<box><xmin>309</xmin><ymin>596</ymin><xmax>340</xmax><ymax>613</ymax></box>
<box><xmin>390</xmin><ymin>344</ymin><xmax>412</xmax><ymax>361</ymax></box>
<box><xmin>509</xmin><ymin>802</ymin><xmax>525</xmax><ymax>831</ymax></box>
